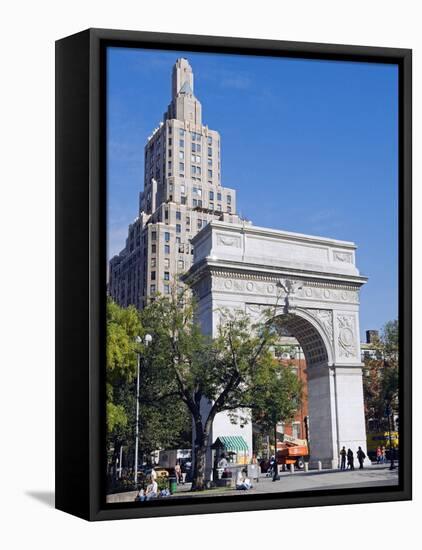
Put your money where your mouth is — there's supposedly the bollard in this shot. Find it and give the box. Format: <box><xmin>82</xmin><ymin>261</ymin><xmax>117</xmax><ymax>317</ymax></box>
<box><xmin>289</xmin><ymin>463</ymin><xmax>295</xmax><ymax>474</ymax></box>
<box><xmin>304</xmin><ymin>462</ymin><xmax>309</xmax><ymax>472</ymax></box>
<box><xmin>318</xmin><ymin>461</ymin><xmax>322</xmax><ymax>471</ymax></box>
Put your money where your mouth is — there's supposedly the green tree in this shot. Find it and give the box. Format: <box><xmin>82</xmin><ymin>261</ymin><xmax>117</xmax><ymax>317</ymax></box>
<box><xmin>363</xmin><ymin>320</ymin><xmax>399</xmax><ymax>432</ymax></box>
<box><xmin>106</xmin><ymin>299</ymin><xmax>191</xmax><ymax>479</ymax></box>
<box><xmin>140</xmin><ymin>289</ymin><xmax>301</xmax><ymax>491</ymax></box>
<box><xmin>251</xmin><ymin>357</ymin><xmax>302</xmax><ymax>451</ymax></box>
<box><xmin>106</xmin><ymin>299</ymin><xmax>142</xmax><ymax>474</ymax></box>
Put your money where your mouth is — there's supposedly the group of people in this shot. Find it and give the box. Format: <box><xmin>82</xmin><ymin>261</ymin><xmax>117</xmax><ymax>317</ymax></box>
<box><xmin>339</xmin><ymin>446</ymin><xmax>366</xmax><ymax>470</ymax></box>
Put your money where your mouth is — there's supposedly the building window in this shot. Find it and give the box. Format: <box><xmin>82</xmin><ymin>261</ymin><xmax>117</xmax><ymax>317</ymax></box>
<box><xmin>150</xmin><ymin>284</ymin><xmax>156</xmax><ymax>294</ymax></box>
<box><xmin>180</xmin><ymin>184</ymin><xmax>185</xmax><ymax>194</ymax></box>
<box><xmin>208</xmin><ymin>170</ymin><xmax>213</xmax><ymax>178</ymax></box>
<box><xmin>176</xmin><ymin>224</ymin><xmax>181</xmax><ymax>233</ymax></box>
<box><xmin>151</xmin><ymin>244</ymin><xmax>156</xmax><ymax>253</ymax></box>
<box><xmin>165</xmin><ymin>244</ymin><xmax>170</xmax><ymax>254</ymax></box>
<box><xmin>176</xmin><ymin>236</ymin><xmax>181</xmax><ymax>244</ymax></box>
<box><xmin>151</xmin><ymin>231</ymin><xmax>157</xmax><ymax>240</ymax></box>
<box><xmin>217</xmin><ymin>204</ymin><xmax>222</xmax><ymax>211</ymax></box>
<box><xmin>178</xmin><ymin>259</ymin><xmax>184</xmax><ymax>269</ymax></box>
<box><xmin>179</xmin><ymin>128</ymin><xmax>185</xmax><ymax>136</ymax></box>
<box><xmin>168</xmin><ymin>138</ymin><xmax>172</xmax><ymax>146</ymax></box>
<box><xmin>227</xmin><ymin>206</ymin><xmax>232</xmax><ymax>213</ymax></box>
<box><xmin>227</xmin><ymin>195</ymin><xmax>232</xmax><ymax>205</ymax></box>
<box><xmin>164</xmin><ymin>271</ymin><xmax>170</xmax><ymax>281</ymax></box>
<box><xmin>176</xmin><ymin>210</ymin><xmax>181</xmax><ymax>220</ymax></box>
<box><xmin>292</xmin><ymin>422</ymin><xmax>301</xmax><ymax>439</ymax></box>
<box><xmin>164</xmin><ymin>284</ymin><xmax>170</xmax><ymax>294</ymax></box>
<box><xmin>151</xmin><ymin>271</ymin><xmax>156</xmax><ymax>281</ymax></box>
<box><xmin>197</xmin><ymin>219</ymin><xmax>202</xmax><ymax>229</ymax></box>
<box><xmin>209</xmin><ymin>191</ymin><xmax>214</xmax><ymax>200</ymax></box>
<box><xmin>208</xmin><ymin>158</ymin><xmax>212</xmax><ymax>167</ymax></box>
<box><xmin>151</xmin><ymin>258</ymin><xmax>156</xmax><ymax>267</ymax></box>
<box><xmin>164</xmin><ymin>258</ymin><xmax>170</xmax><ymax>268</ymax></box>
<box><xmin>165</xmin><ymin>232</ymin><xmax>170</xmax><ymax>242</ymax></box>
<box><xmin>179</xmin><ymin>139</ymin><xmax>184</xmax><ymax>148</ymax></box>
<box><xmin>168</xmin><ymin>161</ymin><xmax>172</xmax><ymax>170</ymax></box>
<box><xmin>179</xmin><ymin>162</ymin><xmax>184</xmax><ymax>172</ymax></box>
<box><xmin>179</xmin><ymin>151</ymin><xmax>184</xmax><ymax>160</ymax></box>
<box><xmin>209</xmin><ymin>202</ymin><xmax>214</xmax><ymax>210</ymax></box>
<box><xmin>208</xmin><ymin>147</ymin><xmax>212</xmax><ymax>156</ymax></box>
<box><xmin>181</xmin><ymin>196</ymin><xmax>187</xmax><ymax>205</ymax></box>
<box><xmin>186</xmin><ymin>216</ymin><xmax>190</xmax><ymax>225</ymax></box>
<box><xmin>193</xmin><ymin>199</ymin><xmax>197</xmax><ymax>207</ymax></box>
<box><xmin>207</xmin><ymin>136</ymin><xmax>212</xmax><ymax>145</ymax></box>
<box><xmin>217</xmin><ymin>192</ymin><xmax>222</xmax><ymax>201</ymax></box>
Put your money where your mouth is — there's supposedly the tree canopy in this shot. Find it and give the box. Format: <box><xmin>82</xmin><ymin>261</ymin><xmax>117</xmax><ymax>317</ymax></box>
<box><xmin>363</xmin><ymin>320</ymin><xmax>399</xmax><ymax>432</ymax></box>
<box><xmin>139</xmin><ymin>289</ymin><xmax>302</xmax><ymax>489</ymax></box>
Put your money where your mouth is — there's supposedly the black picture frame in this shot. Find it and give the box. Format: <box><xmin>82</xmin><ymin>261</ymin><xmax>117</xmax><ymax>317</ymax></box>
<box><xmin>55</xmin><ymin>28</ymin><xmax>412</xmax><ymax>521</ymax></box>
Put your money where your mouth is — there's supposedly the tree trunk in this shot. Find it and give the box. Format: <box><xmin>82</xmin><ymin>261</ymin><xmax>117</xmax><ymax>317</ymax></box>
<box><xmin>191</xmin><ymin>444</ymin><xmax>207</xmax><ymax>491</ymax></box>
<box><xmin>190</xmin><ymin>416</ymin><xmax>210</xmax><ymax>491</ymax></box>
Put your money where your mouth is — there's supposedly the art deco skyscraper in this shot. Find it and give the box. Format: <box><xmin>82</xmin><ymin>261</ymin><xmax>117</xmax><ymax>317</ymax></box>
<box><xmin>109</xmin><ymin>58</ymin><xmax>240</xmax><ymax>309</ymax></box>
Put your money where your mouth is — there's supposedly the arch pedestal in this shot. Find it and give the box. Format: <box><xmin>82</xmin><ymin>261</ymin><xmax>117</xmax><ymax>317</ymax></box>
<box><xmin>185</xmin><ymin>221</ymin><xmax>370</xmax><ymax>473</ymax></box>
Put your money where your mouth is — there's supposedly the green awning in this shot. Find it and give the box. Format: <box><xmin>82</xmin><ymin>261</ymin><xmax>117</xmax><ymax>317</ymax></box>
<box><xmin>213</xmin><ymin>435</ymin><xmax>249</xmax><ymax>453</ymax></box>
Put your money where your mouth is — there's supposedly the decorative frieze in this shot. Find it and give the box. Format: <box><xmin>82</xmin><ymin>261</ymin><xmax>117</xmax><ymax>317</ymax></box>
<box><xmin>210</xmin><ymin>274</ymin><xmax>359</xmax><ymax>304</ymax></box>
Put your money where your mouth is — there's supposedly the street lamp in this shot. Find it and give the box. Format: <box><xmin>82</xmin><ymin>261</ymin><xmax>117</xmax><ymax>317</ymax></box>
<box><xmin>134</xmin><ymin>333</ymin><xmax>152</xmax><ymax>485</ymax></box>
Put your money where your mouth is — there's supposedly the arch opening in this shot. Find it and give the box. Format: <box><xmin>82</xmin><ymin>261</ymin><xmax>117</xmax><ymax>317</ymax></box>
<box><xmin>273</xmin><ymin>313</ymin><xmax>329</xmax><ymax>369</ymax></box>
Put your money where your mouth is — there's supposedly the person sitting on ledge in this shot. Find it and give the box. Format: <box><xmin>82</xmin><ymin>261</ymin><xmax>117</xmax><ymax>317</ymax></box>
<box><xmin>236</xmin><ymin>469</ymin><xmax>252</xmax><ymax>490</ymax></box>
<box><xmin>137</xmin><ymin>477</ymin><xmax>158</xmax><ymax>501</ymax></box>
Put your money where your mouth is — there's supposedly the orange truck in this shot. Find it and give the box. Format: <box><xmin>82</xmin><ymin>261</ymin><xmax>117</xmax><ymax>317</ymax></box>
<box><xmin>276</xmin><ymin>436</ymin><xmax>309</xmax><ymax>470</ymax></box>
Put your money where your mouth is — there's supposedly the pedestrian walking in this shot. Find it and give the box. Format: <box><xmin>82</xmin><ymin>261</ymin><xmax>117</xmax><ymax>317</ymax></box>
<box><xmin>347</xmin><ymin>448</ymin><xmax>354</xmax><ymax>470</ymax></box>
<box><xmin>376</xmin><ymin>446</ymin><xmax>382</xmax><ymax>464</ymax></box>
<box><xmin>357</xmin><ymin>446</ymin><xmax>366</xmax><ymax>469</ymax></box>
<box><xmin>340</xmin><ymin>446</ymin><xmax>347</xmax><ymax>470</ymax></box>
<box><xmin>174</xmin><ymin>462</ymin><xmax>182</xmax><ymax>484</ymax></box>
<box><xmin>180</xmin><ymin>462</ymin><xmax>187</xmax><ymax>484</ymax></box>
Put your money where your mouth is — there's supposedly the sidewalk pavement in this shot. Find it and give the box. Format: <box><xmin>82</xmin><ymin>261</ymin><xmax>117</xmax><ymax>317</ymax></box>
<box><xmin>106</xmin><ymin>464</ymin><xmax>399</xmax><ymax>504</ymax></box>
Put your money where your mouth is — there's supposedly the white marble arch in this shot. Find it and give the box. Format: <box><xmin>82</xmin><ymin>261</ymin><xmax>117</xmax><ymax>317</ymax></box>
<box><xmin>184</xmin><ymin>220</ymin><xmax>370</xmax><ymax>470</ymax></box>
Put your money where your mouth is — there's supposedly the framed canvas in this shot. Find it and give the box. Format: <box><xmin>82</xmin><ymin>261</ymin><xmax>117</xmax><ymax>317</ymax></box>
<box><xmin>55</xmin><ymin>28</ymin><xmax>412</xmax><ymax>521</ymax></box>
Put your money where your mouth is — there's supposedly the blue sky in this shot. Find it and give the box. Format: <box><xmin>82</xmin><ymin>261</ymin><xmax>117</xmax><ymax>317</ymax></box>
<box><xmin>107</xmin><ymin>47</ymin><xmax>398</xmax><ymax>338</ymax></box>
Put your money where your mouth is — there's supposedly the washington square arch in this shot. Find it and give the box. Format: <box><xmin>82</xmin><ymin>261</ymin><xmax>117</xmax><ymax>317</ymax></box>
<box><xmin>184</xmin><ymin>219</ymin><xmax>370</xmax><ymax>477</ymax></box>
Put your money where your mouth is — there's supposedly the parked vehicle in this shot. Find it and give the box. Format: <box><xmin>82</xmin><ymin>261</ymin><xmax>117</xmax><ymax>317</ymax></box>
<box><xmin>276</xmin><ymin>437</ymin><xmax>309</xmax><ymax>470</ymax></box>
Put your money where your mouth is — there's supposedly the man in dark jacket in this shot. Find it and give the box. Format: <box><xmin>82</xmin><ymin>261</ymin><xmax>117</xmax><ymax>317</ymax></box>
<box><xmin>347</xmin><ymin>448</ymin><xmax>354</xmax><ymax>470</ymax></box>
<box><xmin>357</xmin><ymin>446</ymin><xmax>366</xmax><ymax>469</ymax></box>
<box><xmin>340</xmin><ymin>446</ymin><xmax>347</xmax><ymax>470</ymax></box>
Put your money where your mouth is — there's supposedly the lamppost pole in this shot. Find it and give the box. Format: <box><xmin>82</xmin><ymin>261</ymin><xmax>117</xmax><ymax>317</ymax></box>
<box><xmin>134</xmin><ymin>334</ymin><xmax>152</xmax><ymax>486</ymax></box>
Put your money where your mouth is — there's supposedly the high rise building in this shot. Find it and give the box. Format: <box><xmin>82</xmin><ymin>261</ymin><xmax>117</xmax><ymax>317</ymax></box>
<box><xmin>109</xmin><ymin>58</ymin><xmax>240</xmax><ymax>308</ymax></box>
